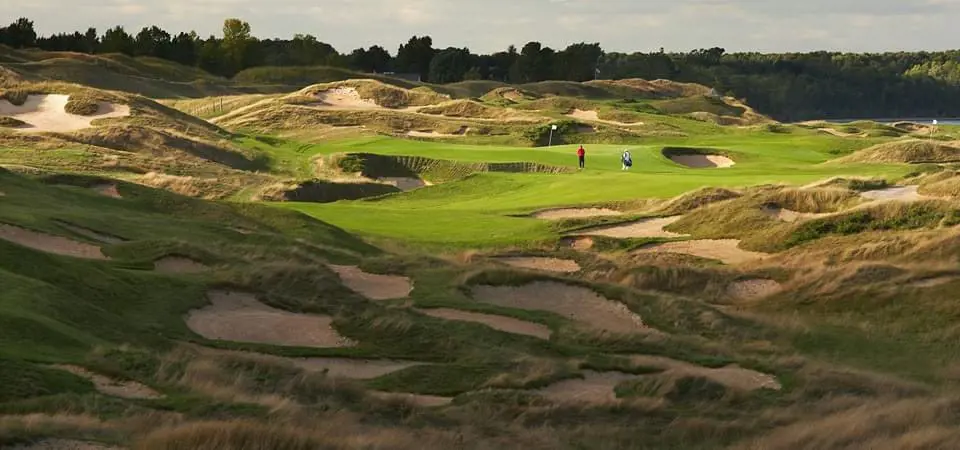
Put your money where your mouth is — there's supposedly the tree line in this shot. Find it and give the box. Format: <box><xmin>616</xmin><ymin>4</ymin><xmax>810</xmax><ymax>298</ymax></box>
<box><xmin>3</xmin><ymin>17</ymin><xmax>960</xmax><ymax>120</ymax></box>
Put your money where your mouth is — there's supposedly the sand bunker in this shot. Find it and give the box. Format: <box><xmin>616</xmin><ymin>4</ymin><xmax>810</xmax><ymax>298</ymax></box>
<box><xmin>6</xmin><ymin>439</ymin><xmax>121</xmax><ymax>450</ymax></box>
<box><xmin>378</xmin><ymin>177</ymin><xmax>428</xmax><ymax>191</ymax></box>
<box><xmin>582</xmin><ymin>216</ymin><xmax>688</xmax><ymax>239</ymax></box>
<box><xmin>417</xmin><ymin>307</ymin><xmax>552</xmax><ymax>339</ymax></box>
<box><xmin>0</xmin><ymin>94</ymin><xmax>129</xmax><ymax>133</ymax></box>
<box><xmin>565</xmin><ymin>109</ymin><xmax>644</xmax><ymax>126</ymax></box>
<box><xmin>186</xmin><ymin>290</ymin><xmax>356</xmax><ymax>348</ymax></box>
<box><xmin>406</xmin><ymin>130</ymin><xmax>466</xmax><ymax>138</ymax></box>
<box><xmin>56</xmin><ymin>222</ymin><xmax>125</xmax><ymax>244</ymax></box>
<box><xmin>290</xmin><ymin>358</ymin><xmax>419</xmax><ymax>379</ymax></box>
<box><xmin>668</xmin><ymin>154</ymin><xmax>735</xmax><ymax>168</ymax></box>
<box><xmin>532</xmin><ymin>208</ymin><xmax>623</xmax><ymax>220</ymax></box>
<box><xmin>760</xmin><ymin>204</ymin><xmax>828</xmax><ymax>223</ymax></box>
<box><xmin>910</xmin><ymin>276</ymin><xmax>955</xmax><ymax>288</ymax></box>
<box><xmin>53</xmin><ymin>364</ymin><xmax>162</xmax><ymax>400</ymax></box>
<box><xmin>537</xmin><ymin>371</ymin><xmax>637</xmax><ymax>404</ymax></box>
<box><xmin>313</xmin><ymin>87</ymin><xmax>379</xmax><ymax>109</ymax></box>
<box><xmin>860</xmin><ymin>185</ymin><xmax>927</xmax><ymax>202</ymax></box>
<box><xmin>368</xmin><ymin>391</ymin><xmax>453</xmax><ymax>407</ymax></box>
<box><xmin>495</xmin><ymin>256</ymin><xmax>581</xmax><ymax>273</ymax></box>
<box><xmin>153</xmin><ymin>256</ymin><xmax>208</xmax><ymax>274</ymax></box>
<box><xmin>565</xmin><ymin>236</ymin><xmax>595</xmax><ymax>251</ymax></box>
<box><xmin>91</xmin><ymin>183</ymin><xmax>122</xmax><ymax>199</ymax></box>
<box><xmin>472</xmin><ymin>281</ymin><xmax>648</xmax><ymax>335</ymax></box>
<box><xmin>0</xmin><ymin>224</ymin><xmax>109</xmax><ymax>259</ymax></box>
<box><xmin>328</xmin><ymin>265</ymin><xmax>413</xmax><ymax>300</ymax></box>
<box><xmin>634</xmin><ymin>239</ymin><xmax>767</xmax><ymax>265</ymax></box>
<box><xmin>628</xmin><ymin>355</ymin><xmax>781</xmax><ymax>391</ymax></box>
<box><xmin>727</xmin><ymin>279</ymin><xmax>783</xmax><ymax>300</ymax></box>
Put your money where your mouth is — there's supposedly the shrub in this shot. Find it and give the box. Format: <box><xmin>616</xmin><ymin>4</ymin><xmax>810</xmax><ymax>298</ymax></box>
<box><xmin>0</xmin><ymin>88</ymin><xmax>28</xmax><ymax>106</ymax></box>
<box><xmin>0</xmin><ymin>116</ymin><xmax>26</xmax><ymax>128</ymax></box>
<box><xmin>64</xmin><ymin>96</ymin><xmax>101</xmax><ymax>115</ymax></box>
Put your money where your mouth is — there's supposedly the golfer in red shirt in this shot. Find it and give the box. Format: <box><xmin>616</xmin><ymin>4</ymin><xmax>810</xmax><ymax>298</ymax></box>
<box><xmin>576</xmin><ymin>145</ymin><xmax>585</xmax><ymax>169</ymax></box>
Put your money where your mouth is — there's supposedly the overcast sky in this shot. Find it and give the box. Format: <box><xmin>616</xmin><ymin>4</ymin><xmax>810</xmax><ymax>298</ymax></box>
<box><xmin>9</xmin><ymin>0</ymin><xmax>960</xmax><ymax>54</ymax></box>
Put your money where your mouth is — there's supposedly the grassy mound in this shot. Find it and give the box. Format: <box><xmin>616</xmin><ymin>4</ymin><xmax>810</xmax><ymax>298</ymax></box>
<box><xmin>837</xmin><ymin>139</ymin><xmax>960</xmax><ymax>164</ymax></box>
<box><xmin>918</xmin><ymin>170</ymin><xmax>960</xmax><ymax>197</ymax></box>
<box><xmin>418</xmin><ymin>100</ymin><xmax>510</xmax><ymax>119</ymax></box>
<box><xmin>653</xmin><ymin>95</ymin><xmax>745</xmax><ymax>117</ymax></box>
<box><xmin>63</xmin><ymin>94</ymin><xmax>100</xmax><ymax>115</ymax></box>
<box><xmin>480</xmin><ymin>87</ymin><xmax>538</xmax><ymax>104</ymax></box>
<box><xmin>585</xmin><ymin>78</ymin><xmax>711</xmax><ymax>98</ymax></box>
<box><xmin>655</xmin><ymin>187</ymin><xmax>742</xmax><ymax>215</ymax></box>
<box><xmin>299</xmin><ymin>80</ymin><xmax>448</xmax><ymax>109</ymax></box>
<box><xmin>0</xmin><ymin>116</ymin><xmax>26</xmax><ymax>128</ymax></box>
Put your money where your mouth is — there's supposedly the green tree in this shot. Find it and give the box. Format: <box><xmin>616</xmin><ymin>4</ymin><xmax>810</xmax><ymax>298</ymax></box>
<box><xmin>99</xmin><ymin>26</ymin><xmax>135</xmax><ymax>55</ymax></box>
<box><xmin>428</xmin><ymin>47</ymin><xmax>473</xmax><ymax>83</ymax></box>
<box><xmin>396</xmin><ymin>35</ymin><xmax>435</xmax><ymax>77</ymax></box>
<box><xmin>134</xmin><ymin>26</ymin><xmax>172</xmax><ymax>58</ymax></box>
<box><xmin>221</xmin><ymin>18</ymin><xmax>253</xmax><ymax>74</ymax></box>
<box><xmin>555</xmin><ymin>43</ymin><xmax>603</xmax><ymax>81</ymax></box>
<box><xmin>0</xmin><ymin>18</ymin><xmax>37</xmax><ymax>48</ymax></box>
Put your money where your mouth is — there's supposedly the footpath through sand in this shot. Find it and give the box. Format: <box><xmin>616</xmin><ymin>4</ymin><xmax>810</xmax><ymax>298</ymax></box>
<box><xmin>0</xmin><ymin>94</ymin><xmax>129</xmax><ymax>132</ymax></box>
<box><xmin>186</xmin><ymin>290</ymin><xmax>355</xmax><ymax>348</ymax></box>
<box><xmin>634</xmin><ymin>239</ymin><xmax>768</xmax><ymax>265</ymax></box>
<box><xmin>495</xmin><ymin>256</ymin><xmax>581</xmax><ymax>273</ymax></box>
<box><xmin>565</xmin><ymin>109</ymin><xmax>645</xmax><ymax>126</ymax></box>
<box><xmin>581</xmin><ymin>216</ymin><xmax>688</xmax><ymax>239</ymax></box>
<box><xmin>52</xmin><ymin>364</ymin><xmax>162</xmax><ymax>400</ymax></box>
<box><xmin>532</xmin><ymin>207</ymin><xmax>623</xmax><ymax>220</ymax></box>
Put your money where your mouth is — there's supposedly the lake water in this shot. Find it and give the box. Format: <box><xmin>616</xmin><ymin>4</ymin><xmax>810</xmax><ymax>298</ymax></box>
<box><xmin>823</xmin><ymin>118</ymin><xmax>960</xmax><ymax>126</ymax></box>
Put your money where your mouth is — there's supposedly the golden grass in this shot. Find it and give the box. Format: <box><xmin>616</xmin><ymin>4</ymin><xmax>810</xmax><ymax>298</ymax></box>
<box><xmin>0</xmin><ymin>116</ymin><xmax>26</xmax><ymax>128</ymax></box>
<box><xmin>300</xmin><ymin>80</ymin><xmax>448</xmax><ymax>109</ymax></box>
<box><xmin>836</xmin><ymin>139</ymin><xmax>960</xmax><ymax>164</ymax></box>
<box><xmin>64</xmin><ymin>94</ymin><xmax>101</xmax><ymax>116</ymax></box>
<box><xmin>418</xmin><ymin>100</ymin><xmax>511</xmax><ymax>119</ymax></box>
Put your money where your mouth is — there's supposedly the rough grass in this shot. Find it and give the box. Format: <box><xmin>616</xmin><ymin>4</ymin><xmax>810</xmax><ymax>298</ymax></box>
<box><xmin>64</xmin><ymin>95</ymin><xmax>101</xmax><ymax>116</ymax></box>
<box><xmin>0</xmin><ymin>116</ymin><xmax>26</xmax><ymax>128</ymax></box>
<box><xmin>418</xmin><ymin>100</ymin><xmax>511</xmax><ymax>119</ymax></box>
<box><xmin>837</xmin><ymin>139</ymin><xmax>960</xmax><ymax>164</ymax></box>
<box><xmin>0</xmin><ymin>88</ymin><xmax>29</xmax><ymax>106</ymax></box>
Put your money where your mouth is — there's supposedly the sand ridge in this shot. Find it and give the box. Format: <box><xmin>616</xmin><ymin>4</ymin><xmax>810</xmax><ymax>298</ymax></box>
<box><xmin>186</xmin><ymin>290</ymin><xmax>356</xmax><ymax>348</ymax></box>
<box><xmin>628</xmin><ymin>355</ymin><xmax>782</xmax><ymax>391</ymax></box>
<box><xmin>668</xmin><ymin>154</ymin><xmax>736</xmax><ymax>168</ymax></box>
<box><xmin>377</xmin><ymin>176</ymin><xmax>429</xmax><ymax>191</ymax></box>
<box><xmin>581</xmin><ymin>216</ymin><xmax>688</xmax><ymax>239</ymax></box>
<box><xmin>368</xmin><ymin>391</ymin><xmax>453</xmax><ymax>407</ymax></box>
<box><xmin>495</xmin><ymin>256</ymin><xmax>581</xmax><ymax>273</ymax></box>
<box><xmin>416</xmin><ymin>307</ymin><xmax>553</xmax><ymax>339</ymax></box>
<box><xmin>0</xmin><ymin>223</ymin><xmax>110</xmax><ymax>259</ymax></box>
<box><xmin>313</xmin><ymin>87</ymin><xmax>380</xmax><ymax>109</ymax></box>
<box><xmin>328</xmin><ymin>264</ymin><xmax>413</xmax><ymax>300</ymax></box>
<box><xmin>536</xmin><ymin>371</ymin><xmax>637</xmax><ymax>404</ymax></box>
<box><xmin>290</xmin><ymin>358</ymin><xmax>420</xmax><ymax>379</ymax></box>
<box><xmin>727</xmin><ymin>279</ymin><xmax>783</xmax><ymax>300</ymax></box>
<box><xmin>565</xmin><ymin>109</ymin><xmax>645</xmax><ymax>126</ymax></box>
<box><xmin>52</xmin><ymin>364</ymin><xmax>162</xmax><ymax>399</ymax></box>
<box><xmin>532</xmin><ymin>207</ymin><xmax>623</xmax><ymax>220</ymax></box>
<box><xmin>634</xmin><ymin>239</ymin><xmax>768</xmax><ymax>265</ymax></box>
<box><xmin>471</xmin><ymin>281</ymin><xmax>650</xmax><ymax>335</ymax></box>
<box><xmin>5</xmin><ymin>439</ymin><xmax>122</xmax><ymax>450</ymax></box>
<box><xmin>760</xmin><ymin>204</ymin><xmax>829</xmax><ymax>223</ymax></box>
<box><xmin>406</xmin><ymin>130</ymin><xmax>466</xmax><ymax>138</ymax></box>
<box><xmin>0</xmin><ymin>94</ymin><xmax>130</xmax><ymax>133</ymax></box>
<box><xmin>860</xmin><ymin>185</ymin><xmax>928</xmax><ymax>203</ymax></box>
<box><xmin>153</xmin><ymin>256</ymin><xmax>209</xmax><ymax>274</ymax></box>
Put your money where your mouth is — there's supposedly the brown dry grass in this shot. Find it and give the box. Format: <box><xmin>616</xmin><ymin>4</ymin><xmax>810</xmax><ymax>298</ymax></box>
<box><xmin>0</xmin><ymin>115</ymin><xmax>26</xmax><ymax>128</ymax></box>
<box><xmin>64</xmin><ymin>94</ymin><xmax>101</xmax><ymax>116</ymax></box>
<box><xmin>836</xmin><ymin>139</ymin><xmax>960</xmax><ymax>164</ymax></box>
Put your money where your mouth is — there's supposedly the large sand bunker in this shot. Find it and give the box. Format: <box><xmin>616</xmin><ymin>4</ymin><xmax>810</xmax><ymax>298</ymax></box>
<box><xmin>290</xmin><ymin>358</ymin><xmax>419</xmax><ymax>379</ymax></box>
<box><xmin>668</xmin><ymin>154</ymin><xmax>735</xmax><ymax>168</ymax></box>
<box><xmin>628</xmin><ymin>355</ymin><xmax>781</xmax><ymax>391</ymax></box>
<box><xmin>532</xmin><ymin>207</ymin><xmax>623</xmax><ymax>220</ymax></box>
<box><xmin>537</xmin><ymin>371</ymin><xmax>637</xmax><ymax>404</ymax></box>
<box><xmin>726</xmin><ymin>279</ymin><xmax>783</xmax><ymax>300</ymax></box>
<box><xmin>634</xmin><ymin>239</ymin><xmax>767</xmax><ymax>265</ymax></box>
<box><xmin>471</xmin><ymin>281</ymin><xmax>649</xmax><ymax>335</ymax></box>
<box><xmin>860</xmin><ymin>185</ymin><xmax>927</xmax><ymax>203</ymax></box>
<box><xmin>0</xmin><ymin>224</ymin><xmax>109</xmax><ymax>259</ymax></box>
<box><xmin>186</xmin><ymin>290</ymin><xmax>356</xmax><ymax>348</ymax></box>
<box><xmin>328</xmin><ymin>265</ymin><xmax>413</xmax><ymax>300</ymax></box>
<box><xmin>53</xmin><ymin>364</ymin><xmax>162</xmax><ymax>399</ymax></box>
<box><xmin>495</xmin><ymin>256</ymin><xmax>581</xmax><ymax>273</ymax></box>
<box><xmin>417</xmin><ymin>307</ymin><xmax>552</xmax><ymax>339</ymax></box>
<box><xmin>582</xmin><ymin>216</ymin><xmax>688</xmax><ymax>239</ymax></box>
<box><xmin>406</xmin><ymin>130</ymin><xmax>466</xmax><ymax>138</ymax></box>
<box><xmin>565</xmin><ymin>109</ymin><xmax>644</xmax><ymax>126</ymax></box>
<box><xmin>313</xmin><ymin>87</ymin><xmax>379</xmax><ymax>109</ymax></box>
<box><xmin>377</xmin><ymin>176</ymin><xmax>429</xmax><ymax>191</ymax></box>
<box><xmin>368</xmin><ymin>391</ymin><xmax>453</xmax><ymax>407</ymax></box>
<box><xmin>0</xmin><ymin>94</ymin><xmax>129</xmax><ymax>132</ymax></box>
<box><xmin>760</xmin><ymin>204</ymin><xmax>828</xmax><ymax>223</ymax></box>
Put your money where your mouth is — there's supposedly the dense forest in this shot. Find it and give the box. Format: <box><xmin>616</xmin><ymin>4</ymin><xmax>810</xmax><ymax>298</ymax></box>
<box><xmin>3</xmin><ymin>17</ymin><xmax>960</xmax><ymax>121</ymax></box>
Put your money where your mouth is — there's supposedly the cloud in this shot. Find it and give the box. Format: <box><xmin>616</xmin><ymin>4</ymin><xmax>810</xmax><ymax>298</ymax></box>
<box><xmin>8</xmin><ymin>0</ymin><xmax>960</xmax><ymax>53</ymax></box>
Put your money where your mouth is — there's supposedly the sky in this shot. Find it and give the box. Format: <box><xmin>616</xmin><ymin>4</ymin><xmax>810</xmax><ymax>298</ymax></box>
<box><xmin>7</xmin><ymin>0</ymin><xmax>960</xmax><ymax>55</ymax></box>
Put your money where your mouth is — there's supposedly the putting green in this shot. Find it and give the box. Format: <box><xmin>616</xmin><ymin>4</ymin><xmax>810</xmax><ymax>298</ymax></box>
<box><xmin>277</xmin><ymin>134</ymin><xmax>910</xmax><ymax>248</ymax></box>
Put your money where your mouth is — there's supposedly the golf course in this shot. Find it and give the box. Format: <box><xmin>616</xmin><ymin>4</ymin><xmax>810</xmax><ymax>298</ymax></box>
<box><xmin>4</xmin><ymin>27</ymin><xmax>960</xmax><ymax>449</ymax></box>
